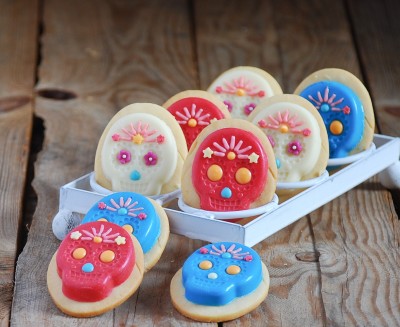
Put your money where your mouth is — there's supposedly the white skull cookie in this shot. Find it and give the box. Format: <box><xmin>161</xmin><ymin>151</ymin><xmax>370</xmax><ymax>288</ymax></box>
<box><xmin>207</xmin><ymin>66</ymin><xmax>282</xmax><ymax>120</ymax></box>
<box><xmin>94</xmin><ymin>103</ymin><xmax>187</xmax><ymax>195</ymax></box>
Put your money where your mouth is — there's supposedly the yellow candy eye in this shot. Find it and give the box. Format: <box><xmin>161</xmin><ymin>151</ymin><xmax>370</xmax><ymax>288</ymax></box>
<box><xmin>226</xmin><ymin>265</ymin><xmax>241</xmax><ymax>275</ymax></box>
<box><xmin>72</xmin><ymin>247</ymin><xmax>86</xmax><ymax>260</ymax></box>
<box><xmin>199</xmin><ymin>260</ymin><xmax>213</xmax><ymax>270</ymax></box>
<box><xmin>207</xmin><ymin>164</ymin><xmax>223</xmax><ymax>182</ymax></box>
<box><xmin>235</xmin><ymin>167</ymin><xmax>252</xmax><ymax>184</ymax></box>
<box><xmin>330</xmin><ymin>120</ymin><xmax>343</xmax><ymax>135</ymax></box>
<box><xmin>100</xmin><ymin>250</ymin><xmax>115</xmax><ymax>263</ymax></box>
<box><xmin>123</xmin><ymin>224</ymin><xmax>134</xmax><ymax>234</ymax></box>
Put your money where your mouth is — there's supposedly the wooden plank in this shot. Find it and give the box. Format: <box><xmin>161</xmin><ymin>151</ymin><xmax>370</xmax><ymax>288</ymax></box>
<box><xmin>11</xmin><ymin>0</ymin><xmax>212</xmax><ymax>326</ymax></box>
<box><xmin>0</xmin><ymin>0</ymin><xmax>39</xmax><ymax>326</ymax></box>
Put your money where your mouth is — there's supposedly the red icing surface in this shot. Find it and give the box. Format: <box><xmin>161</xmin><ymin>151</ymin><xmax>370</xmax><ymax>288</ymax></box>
<box><xmin>192</xmin><ymin>128</ymin><xmax>268</xmax><ymax>211</ymax></box>
<box><xmin>167</xmin><ymin>97</ymin><xmax>227</xmax><ymax>149</ymax></box>
<box><xmin>56</xmin><ymin>221</ymin><xmax>135</xmax><ymax>302</ymax></box>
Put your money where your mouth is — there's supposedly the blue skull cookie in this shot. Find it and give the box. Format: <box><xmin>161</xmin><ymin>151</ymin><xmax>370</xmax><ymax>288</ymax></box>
<box><xmin>294</xmin><ymin>68</ymin><xmax>375</xmax><ymax>159</ymax></box>
<box><xmin>170</xmin><ymin>242</ymin><xmax>270</xmax><ymax>322</ymax></box>
<box><xmin>82</xmin><ymin>192</ymin><xmax>169</xmax><ymax>271</ymax></box>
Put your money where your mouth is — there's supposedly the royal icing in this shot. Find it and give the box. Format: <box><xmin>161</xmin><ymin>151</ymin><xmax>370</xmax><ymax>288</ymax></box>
<box><xmin>56</xmin><ymin>221</ymin><xmax>135</xmax><ymax>302</ymax></box>
<box><xmin>166</xmin><ymin>97</ymin><xmax>227</xmax><ymax>149</ymax></box>
<box><xmin>250</xmin><ymin>102</ymin><xmax>321</xmax><ymax>182</ymax></box>
<box><xmin>298</xmin><ymin>81</ymin><xmax>365</xmax><ymax>158</ymax></box>
<box><xmin>101</xmin><ymin>113</ymin><xmax>178</xmax><ymax>194</ymax></box>
<box><xmin>192</xmin><ymin>128</ymin><xmax>268</xmax><ymax>211</ymax></box>
<box><xmin>182</xmin><ymin>242</ymin><xmax>262</xmax><ymax>306</ymax></box>
<box><xmin>82</xmin><ymin>192</ymin><xmax>161</xmax><ymax>253</ymax></box>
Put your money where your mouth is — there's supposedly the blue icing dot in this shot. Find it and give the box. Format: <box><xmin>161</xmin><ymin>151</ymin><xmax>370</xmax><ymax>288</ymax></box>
<box><xmin>222</xmin><ymin>252</ymin><xmax>232</xmax><ymax>259</ymax></box>
<box><xmin>320</xmin><ymin>103</ymin><xmax>330</xmax><ymax>112</ymax></box>
<box><xmin>276</xmin><ymin>158</ymin><xmax>281</xmax><ymax>169</ymax></box>
<box><xmin>130</xmin><ymin>170</ymin><xmax>141</xmax><ymax>181</ymax></box>
<box><xmin>221</xmin><ymin>187</ymin><xmax>232</xmax><ymax>199</ymax></box>
<box><xmin>182</xmin><ymin>242</ymin><xmax>262</xmax><ymax>306</ymax></box>
<box><xmin>82</xmin><ymin>192</ymin><xmax>161</xmax><ymax>254</ymax></box>
<box><xmin>82</xmin><ymin>263</ymin><xmax>94</xmax><ymax>273</ymax></box>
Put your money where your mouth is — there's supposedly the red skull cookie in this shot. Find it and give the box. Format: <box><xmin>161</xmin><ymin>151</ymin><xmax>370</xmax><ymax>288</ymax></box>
<box><xmin>181</xmin><ymin>119</ymin><xmax>277</xmax><ymax>212</ymax></box>
<box><xmin>47</xmin><ymin>221</ymin><xmax>144</xmax><ymax>317</ymax></box>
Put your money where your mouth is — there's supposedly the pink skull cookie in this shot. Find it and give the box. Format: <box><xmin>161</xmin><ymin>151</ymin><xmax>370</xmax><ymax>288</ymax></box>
<box><xmin>181</xmin><ymin>119</ymin><xmax>277</xmax><ymax>212</ymax></box>
<box><xmin>207</xmin><ymin>66</ymin><xmax>282</xmax><ymax>120</ymax></box>
<box><xmin>94</xmin><ymin>103</ymin><xmax>187</xmax><ymax>195</ymax></box>
<box><xmin>47</xmin><ymin>221</ymin><xmax>144</xmax><ymax>317</ymax></box>
<box><xmin>163</xmin><ymin>90</ymin><xmax>231</xmax><ymax>149</ymax></box>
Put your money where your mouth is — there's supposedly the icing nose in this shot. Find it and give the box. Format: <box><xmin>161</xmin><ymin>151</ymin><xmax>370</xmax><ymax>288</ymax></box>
<box><xmin>82</xmin><ymin>262</ymin><xmax>94</xmax><ymax>273</ymax></box>
<box><xmin>130</xmin><ymin>170</ymin><xmax>141</xmax><ymax>181</ymax></box>
<box><xmin>221</xmin><ymin>187</ymin><xmax>232</xmax><ymax>199</ymax></box>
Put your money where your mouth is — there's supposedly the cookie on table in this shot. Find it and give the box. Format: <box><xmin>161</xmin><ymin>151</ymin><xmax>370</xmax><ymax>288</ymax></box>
<box><xmin>47</xmin><ymin>221</ymin><xmax>144</xmax><ymax>317</ymax></box>
<box><xmin>82</xmin><ymin>192</ymin><xmax>169</xmax><ymax>272</ymax></box>
<box><xmin>181</xmin><ymin>119</ymin><xmax>277</xmax><ymax>212</ymax></box>
<box><xmin>94</xmin><ymin>103</ymin><xmax>188</xmax><ymax>195</ymax></box>
<box><xmin>207</xmin><ymin>66</ymin><xmax>283</xmax><ymax>120</ymax></box>
<box><xmin>170</xmin><ymin>242</ymin><xmax>270</xmax><ymax>322</ymax></box>
<box><xmin>294</xmin><ymin>68</ymin><xmax>375</xmax><ymax>158</ymax></box>
<box><xmin>163</xmin><ymin>90</ymin><xmax>231</xmax><ymax>149</ymax></box>
<box><xmin>248</xmin><ymin>94</ymin><xmax>329</xmax><ymax>183</ymax></box>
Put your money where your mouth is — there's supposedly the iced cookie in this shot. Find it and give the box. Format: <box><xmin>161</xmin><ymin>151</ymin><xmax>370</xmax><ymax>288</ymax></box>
<box><xmin>170</xmin><ymin>242</ymin><xmax>270</xmax><ymax>322</ymax></box>
<box><xmin>248</xmin><ymin>94</ymin><xmax>329</xmax><ymax>183</ymax></box>
<box><xmin>94</xmin><ymin>103</ymin><xmax>187</xmax><ymax>195</ymax></box>
<box><xmin>207</xmin><ymin>66</ymin><xmax>282</xmax><ymax>120</ymax></box>
<box><xmin>181</xmin><ymin>119</ymin><xmax>277</xmax><ymax>212</ymax></box>
<box><xmin>163</xmin><ymin>90</ymin><xmax>231</xmax><ymax>149</ymax></box>
<box><xmin>294</xmin><ymin>68</ymin><xmax>375</xmax><ymax>158</ymax></box>
<box><xmin>82</xmin><ymin>192</ymin><xmax>169</xmax><ymax>271</ymax></box>
<box><xmin>47</xmin><ymin>221</ymin><xmax>144</xmax><ymax>317</ymax></box>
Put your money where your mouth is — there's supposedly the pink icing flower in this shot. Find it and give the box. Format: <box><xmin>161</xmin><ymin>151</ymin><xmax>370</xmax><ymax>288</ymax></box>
<box><xmin>112</xmin><ymin>133</ymin><xmax>120</xmax><ymax>141</ymax></box>
<box><xmin>199</xmin><ymin>247</ymin><xmax>209</xmax><ymax>254</ymax></box>
<box><xmin>343</xmin><ymin>106</ymin><xmax>351</xmax><ymax>115</ymax></box>
<box><xmin>244</xmin><ymin>103</ymin><xmax>257</xmax><ymax>115</ymax></box>
<box><xmin>156</xmin><ymin>135</ymin><xmax>165</xmax><ymax>144</ymax></box>
<box><xmin>244</xmin><ymin>255</ymin><xmax>253</xmax><ymax>262</ymax></box>
<box><xmin>257</xmin><ymin>90</ymin><xmax>265</xmax><ymax>97</ymax></box>
<box><xmin>287</xmin><ymin>141</ymin><xmax>302</xmax><ymax>156</ymax></box>
<box><xmin>98</xmin><ymin>202</ymin><xmax>107</xmax><ymax>210</ymax></box>
<box><xmin>303</xmin><ymin>128</ymin><xmax>311</xmax><ymax>137</ymax></box>
<box><xmin>258</xmin><ymin>119</ymin><xmax>267</xmax><ymax>128</ymax></box>
<box><xmin>138</xmin><ymin>213</ymin><xmax>147</xmax><ymax>220</ymax></box>
<box><xmin>216</xmin><ymin>86</ymin><xmax>223</xmax><ymax>94</ymax></box>
<box><xmin>117</xmin><ymin>150</ymin><xmax>131</xmax><ymax>164</ymax></box>
<box><xmin>144</xmin><ymin>151</ymin><xmax>158</xmax><ymax>166</ymax></box>
<box><xmin>223</xmin><ymin>100</ymin><xmax>233</xmax><ymax>112</ymax></box>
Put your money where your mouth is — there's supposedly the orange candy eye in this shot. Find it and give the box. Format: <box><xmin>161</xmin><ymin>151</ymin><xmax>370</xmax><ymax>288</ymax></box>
<box><xmin>72</xmin><ymin>247</ymin><xmax>86</xmax><ymax>260</ymax></box>
<box><xmin>207</xmin><ymin>164</ymin><xmax>223</xmax><ymax>182</ymax></box>
<box><xmin>226</xmin><ymin>265</ymin><xmax>241</xmax><ymax>275</ymax></box>
<box><xmin>199</xmin><ymin>260</ymin><xmax>213</xmax><ymax>270</ymax></box>
<box><xmin>235</xmin><ymin>167</ymin><xmax>252</xmax><ymax>184</ymax></box>
<box><xmin>123</xmin><ymin>224</ymin><xmax>134</xmax><ymax>234</ymax></box>
<box><xmin>100</xmin><ymin>250</ymin><xmax>115</xmax><ymax>263</ymax></box>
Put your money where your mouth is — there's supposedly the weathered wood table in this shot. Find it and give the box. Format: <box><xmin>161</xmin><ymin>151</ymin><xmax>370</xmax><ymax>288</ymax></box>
<box><xmin>1</xmin><ymin>0</ymin><xmax>399</xmax><ymax>326</ymax></box>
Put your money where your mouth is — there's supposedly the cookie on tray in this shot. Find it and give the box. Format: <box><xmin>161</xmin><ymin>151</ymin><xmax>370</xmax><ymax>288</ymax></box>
<box><xmin>163</xmin><ymin>90</ymin><xmax>231</xmax><ymax>149</ymax></box>
<box><xmin>82</xmin><ymin>192</ymin><xmax>169</xmax><ymax>272</ymax></box>
<box><xmin>47</xmin><ymin>221</ymin><xmax>144</xmax><ymax>317</ymax></box>
<box><xmin>170</xmin><ymin>242</ymin><xmax>270</xmax><ymax>322</ymax></box>
<box><xmin>181</xmin><ymin>119</ymin><xmax>277</xmax><ymax>212</ymax></box>
<box><xmin>294</xmin><ymin>68</ymin><xmax>375</xmax><ymax>158</ymax></box>
<box><xmin>207</xmin><ymin>66</ymin><xmax>282</xmax><ymax>120</ymax></box>
<box><xmin>94</xmin><ymin>103</ymin><xmax>188</xmax><ymax>195</ymax></box>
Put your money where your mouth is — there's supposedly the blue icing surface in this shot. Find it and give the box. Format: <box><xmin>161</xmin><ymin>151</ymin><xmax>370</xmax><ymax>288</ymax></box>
<box><xmin>82</xmin><ymin>192</ymin><xmax>160</xmax><ymax>253</ymax></box>
<box><xmin>299</xmin><ymin>80</ymin><xmax>365</xmax><ymax>158</ymax></box>
<box><xmin>182</xmin><ymin>242</ymin><xmax>262</xmax><ymax>306</ymax></box>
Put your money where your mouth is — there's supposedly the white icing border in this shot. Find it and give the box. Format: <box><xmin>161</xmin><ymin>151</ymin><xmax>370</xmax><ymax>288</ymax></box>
<box><xmin>327</xmin><ymin>143</ymin><xmax>376</xmax><ymax>167</ymax></box>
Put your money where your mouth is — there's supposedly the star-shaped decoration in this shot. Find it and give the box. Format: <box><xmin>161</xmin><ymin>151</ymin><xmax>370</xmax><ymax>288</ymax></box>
<box><xmin>248</xmin><ymin>152</ymin><xmax>259</xmax><ymax>163</ymax></box>
<box><xmin>70</xmin><ymin>231</ymin><xmax>82</xmax><ymax>240</ymax></box>
<box><xmin>203</xmin><ymin>147</ymin><xmax>213</xmax><ymax>158</ymax></box>
<box><xmin>115</xmin><ymin>235</ymin><xmax>126</xmax><ymax>245</ymax></box>
<box><xmin>132</xmin><ymin>134</ymin><xmax>144</xmax><ymax>144</ymax></box>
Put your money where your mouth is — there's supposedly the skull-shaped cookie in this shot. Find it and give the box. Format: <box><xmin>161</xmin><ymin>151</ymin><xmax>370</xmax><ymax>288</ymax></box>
<box><xmin>181</xmin><ymin>119</ymin><xmax>277</xmax><ymax>212</ymax></box>
<box><xmin>170</xmin><ymin>242</ymin><xmax>270</xmax><ymax>322</ymax></box>
<box><xmin>94</xmin><ymin>103</ymin><xmax>187</xmax><ymax>195</ymax></box>
<box><xmin>47</xmin><ymin>221</ymin><xmax>144</xmax><ymax>317</ymax></box>
<box><xmin>163</xmin><ymin>90</ymin><xmax>231</xmax><ymax>149</ymax></box>
<box><xmin>207</xmin><ymin>66</ymin><xmax>282</xmax><ymax>120</ymax></box>
<box><xmin>82</xmin><ymin>192</ymin><xmax>169</xmax><ymax>271</ymax></box>
<box><xmin>248</xmin><ymin>94</ymin><xmax>329</xmax><ymax>182</ymax></box>
<box><xmin>294</xmin><ymin>68</ymin><xmax>375</xmax><ymax>158</ymax></box>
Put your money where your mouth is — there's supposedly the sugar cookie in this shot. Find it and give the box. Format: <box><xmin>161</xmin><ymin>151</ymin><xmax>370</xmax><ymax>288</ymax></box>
<box><xmin>170</xmin><ymin>242</ymin><xmax>269</xmax><ymax>322</ymax></box>
<box><xmin>207</xmin><ymin>66</ymin><xmax>282</xmax><ymax>120</ymax></box>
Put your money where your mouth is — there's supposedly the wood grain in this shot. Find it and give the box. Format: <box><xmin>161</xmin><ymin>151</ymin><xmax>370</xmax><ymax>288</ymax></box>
<box><xmin>0</xmin><ymin>0</ymin><xmax>39</xmax><ymax>326</ymax></box>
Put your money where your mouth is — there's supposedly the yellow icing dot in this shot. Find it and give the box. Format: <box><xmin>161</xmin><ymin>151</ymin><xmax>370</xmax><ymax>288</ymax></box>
<box><xmin>280</xmin><ymin>124</ymin><xmax>289</xmax><ymax>133</ymax></box>
<box><xmin>188</xmin><ymin>118</ymin><xmax>197</xmax><ymax>127</ymax></box>
<box><xmin>236</xmin><ymin>88</ymin><xmax>246</xmax><ymax>96</ymax></box>
<box><xmin>132</xmin><ymin>133</ymin><xmax>144</xmax><ymax>144</ymax></box>
<box><xmin>330</xmin><ymin>120</ymin><xmax>343</xmax><ymax>135</ymax></box>
<box><xmin>227</xmin><ymin>151</ymin><xmax>236</xmax><ymax>160</ymax></box>
<box><xmin>226</xmin><ymin>265</ymin><xmax>241</xmax><ymax>275</ymax></box>
<box><xmin>199</xmin><ymin>260</ymin><xmax>213</xmax><ymax>270</ymax></box>
<box><xmin>235</xmin><ymin>167</ymin><xmax>252</xmax><ymax>184</ymax></box>
<box><xmin>207</xmin><ymin>164</ymin><xmax>223</xmax><ymax>181</ymax></box>
<box><xmin>93</xmin><ymin>236</ymin><xmax>102</xmax><ymax>243</ymax></box>
<box><xmin>123</xmin><ymin>224</ymin><xmax>134</xmax><ymax>234</ymax></box>
<box><xmin>72</xmin><ymin>247</ymin><xmax>86</xmax><ymax>260</ymax></box>
<box><xmin>97</xmin><ymin>218</ymin><xmax>107</xmax><ymax>222</ymax></box>
<box><xmin>100</xmin><ymin>250</ymin><xmax>115</xmax><ymax>263</ymax></box>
